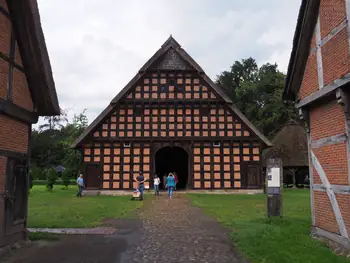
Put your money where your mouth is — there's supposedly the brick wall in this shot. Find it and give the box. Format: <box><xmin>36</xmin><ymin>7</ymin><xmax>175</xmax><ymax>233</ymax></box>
<box><xmin>313</xmin><ymin>142</ymin><xmax>349</xmax><ymax>185</ymax></box>
<box><xmin>310</xmin><ymin>100</ymin><xmax>346</xmax><ymax>140</ymax></box>
<box><xmin>322</xmin><ymin>27</ymin><xmax>350</xmax><ymax>86</ymax></box>
<box><xmin>299</xmin><ymin>53</ymin><xmax>318</xmax><ymax>99</ymax></box>
<box><xmin>12</xmin><ymin>67</ymin><xmax>33</xmax><ymax>111</ymax></box>
<box><xmin>0</xmin><ymin>115</ymin><xmax>28</xmax><ymax>153</ymax></box>
<box><xmin>319</xmin><ymin>0</ymin><xmax>346</xmax><ymax>39</ymax></box>
<box><xmin>314</xmin><ymin>191</ymin><xmax>340</xmax><ymax>234</ymax></box>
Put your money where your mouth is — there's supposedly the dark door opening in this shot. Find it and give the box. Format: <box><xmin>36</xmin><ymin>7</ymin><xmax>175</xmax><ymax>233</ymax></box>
<box><xmin>85</xmin><ymin>164</ymin><xmax>102</xmax><ymax>189</ymax></box>
<box><xmin>155</xmin><ymin>146</ymin><xmax>189</xmax><ymax>189</ymax></box>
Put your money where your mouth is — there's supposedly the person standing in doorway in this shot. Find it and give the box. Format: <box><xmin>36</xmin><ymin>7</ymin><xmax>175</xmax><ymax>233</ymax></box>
<box><xmin>166</xmin><ymin>172</ymin><xmax>176</xmax><ymax>199</ymax></box>
<box><xmin>76</xmin><ymin>174</ymin><xmax>85</xmax><ymax>197</ymax></box>
<box><xmin>173</xmin><ymin>172</ymin><xmax>178</xmax><ymax>191</ymax></box>
<box><xmin>163</xmin><ymin>173</ymin><xmax>167</xmax><ymax>189</ymax></box>
<box><xmin>153</xmin><ymin>174</ymin><xmax>160</xmax><ymax>196</ymax></box>
<box><xmin>135</xmin><ymin>172</ymin><xmax>145</xmax><ymax>201</ymax></box>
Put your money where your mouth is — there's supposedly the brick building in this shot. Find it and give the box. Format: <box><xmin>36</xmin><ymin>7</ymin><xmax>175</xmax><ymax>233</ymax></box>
<box><xmin>284</xmin><ymin>0</ymin><xmax>350</xmax><ymax>248</ymax></box>
<box><xmin>0</xmin><ymin>1</ymin><xmax>59</xmax><ymax>247</ymax></box>
<box><xmin>72</xmin><ymin>36</ymin><xmax>272</xmax><ymax>192</ymax></box>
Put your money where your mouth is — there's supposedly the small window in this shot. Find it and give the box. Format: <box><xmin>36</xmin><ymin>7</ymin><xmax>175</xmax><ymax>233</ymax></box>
<box><xmin>200</xmin><ymin>107</ymin><xmax>210</xmax><ymax>116</ymax></box>
<box><xmin>175</xmin><ymin>85</ymin><xmax>184</xmax><ymax>93</ymax></box>
<box><xmin>159</xmin><ymin>86</ymin><xmax>168</xmax><ymax>93</ymax></box>
<box><xmin>213</xmin><ymin>142</ymin><xmax>221</xmax><ymax>147</ymax></box>
<box><xmin>123</xmin><ymin>142</ymin><xmax>131</xmax><ymax>148</ymax></box>
<box><xmin>169</xmin><ymin>79</ymin><xmax>175</xmax><ymax>85</ymax></box>
<box><xmin>134</xmin><ymin>107</ymin><xmax>142</xmax><ymax>116</ymax></box>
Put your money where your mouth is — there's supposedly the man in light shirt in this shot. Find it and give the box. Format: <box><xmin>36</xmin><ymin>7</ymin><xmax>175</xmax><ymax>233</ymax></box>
<box><xmin>76</xmin><ymin>174</ymin><xmax>85</xmax><ymax>197</ymax></box>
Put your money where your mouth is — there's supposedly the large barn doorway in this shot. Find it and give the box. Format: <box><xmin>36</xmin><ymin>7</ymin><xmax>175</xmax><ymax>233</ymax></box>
<box><xmin>155</xmin><ymin>146</ymin><xmax>189</xmax><ymax>189</ymax></box>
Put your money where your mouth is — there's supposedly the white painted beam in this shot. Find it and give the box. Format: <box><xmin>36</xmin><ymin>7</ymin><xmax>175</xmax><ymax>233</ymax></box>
<box><xmin>311</xmin><ymin>151</ymin><xmax>349</xmax><ymax>239</ymax></box>
<box><xmin>315</xmin><ymin>15</ymin><xmax>324</xmax><ymax>90</ymax></box>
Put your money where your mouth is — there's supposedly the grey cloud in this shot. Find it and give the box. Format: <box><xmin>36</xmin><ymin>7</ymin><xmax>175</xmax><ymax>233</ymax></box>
<box><xmin>35</xmin><ymin>0</ymin><xmax>301</xmax><ymax>128</ymax></box>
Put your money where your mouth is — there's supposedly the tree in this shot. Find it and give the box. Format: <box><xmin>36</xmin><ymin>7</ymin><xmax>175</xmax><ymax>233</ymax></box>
<box><xmin>39</xmin><ymin>108</ymin><xmax>68</xmax><ymax>131</ymax></box>
<box><xmin>62</xmin><ymin>168</ymin><xmax>72</xmax><ymax>189</ymax></box>
<box><xmin>216</xmin><ymin>58</ymin><xmax>298</xmax><ymax>137</ymax></box>
<box><xmin>45</xmin><ymin>168</ymin><xmax>57</xmax><ymax>191</ymax></box>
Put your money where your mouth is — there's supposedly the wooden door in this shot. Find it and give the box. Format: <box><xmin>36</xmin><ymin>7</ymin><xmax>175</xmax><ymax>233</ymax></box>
<box><xmin>85</xmin><ymin>164</ymin><xmax>102</xmax><ymax>189</ymax></box>
<box><xmin>4</xmin><ymin>158</ymin><xmax>28</xmax><ymax>236</ymax></box>
<box><xmin>244</xmin><ymin>164</ymin><xmax>261</xmax><ymax>189</ymax></box>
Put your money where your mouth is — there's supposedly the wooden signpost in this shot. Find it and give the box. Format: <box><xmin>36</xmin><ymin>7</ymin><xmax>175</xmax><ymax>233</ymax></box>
<box><xmin>266</xmin><ymin>158</ymin><xmax>283</xmax><ymax>217</ymax></box>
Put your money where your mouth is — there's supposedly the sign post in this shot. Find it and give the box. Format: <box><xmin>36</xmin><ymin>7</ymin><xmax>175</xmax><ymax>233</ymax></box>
<box><xmin>266</xmin><ymin>158</ymin><xmax>283</xmax><ymax>217</ymax></box>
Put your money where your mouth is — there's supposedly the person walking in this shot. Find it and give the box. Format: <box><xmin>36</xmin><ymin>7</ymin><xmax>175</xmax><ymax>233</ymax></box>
<box><xmin>153</xmin><ymin>174</ymin><xmax>160</xmax><ymax>196</ymax></box>
<box><xmin>76</xmin><ymin>174</ymin><xmax>85</xmax><ymax>197</ymax></box>
<box><xmin>135</xmin><ymin>172</ymin><xmax>145</xmax><ymax>201</ymax></box>
<box><xmin>166</xmin><ymin>172</ymin><xmax>176</xmax><ymax>199</ymax></box>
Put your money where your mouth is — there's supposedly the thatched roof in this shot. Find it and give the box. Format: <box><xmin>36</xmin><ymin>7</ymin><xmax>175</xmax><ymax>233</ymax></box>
<box><xmin>262</xmin><ymin>122</ymin><xmax>308</xmax><ymax>168</ymax></box>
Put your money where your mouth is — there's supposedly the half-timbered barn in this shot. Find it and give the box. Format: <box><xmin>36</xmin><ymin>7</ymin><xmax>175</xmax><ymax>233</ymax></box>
<box><xmin>72</xmin><ymin>36</ymin><xmax>272</xmax><ymax>192</ymax></box>
<box><xmin>0</xmin><ymin>1</ymin><xmax>59</xmax><ymax>247</ymax></box>
<box><xmin>284</xmin><ymin>0</ymin><xmax>350</xmax><ymax>249</ymax></box>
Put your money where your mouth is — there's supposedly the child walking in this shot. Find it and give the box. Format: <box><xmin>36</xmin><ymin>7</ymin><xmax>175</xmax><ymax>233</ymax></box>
<box><xmin>154</xmin><ymin>174</ymin><xmax>160</xmax><ymax>196</ymax></box>
<box><xmin>166</xmin><ymin>172</ymin><xmax>176</xmax><ymax>199</ymax></box>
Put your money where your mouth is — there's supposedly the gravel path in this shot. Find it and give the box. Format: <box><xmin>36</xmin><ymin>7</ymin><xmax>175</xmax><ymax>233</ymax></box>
<box><xmin>2</xmin><ymin>194</ymin><xmax>246</xmax><ymax>263</ymax></box>
<box><xmin>121</xmin><ymin>194</ymin><xmax>246</xmax><ymax>263</ymax></box>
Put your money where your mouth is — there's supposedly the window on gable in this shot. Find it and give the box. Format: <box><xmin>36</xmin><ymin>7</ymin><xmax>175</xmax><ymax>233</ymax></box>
<box><xmin>159</xmin><ymin>86</ymin><xmax>168</xmax><ymax>93</ymax></box>
<box><xmin>134</xmin><ymin>107</ymin><xmax>143</xmax><ymax>116</ymax></box>
<box><xmin>199</xmin><ymin>107</ymin><xmax>210</xmax><ymax>116</ymax></box>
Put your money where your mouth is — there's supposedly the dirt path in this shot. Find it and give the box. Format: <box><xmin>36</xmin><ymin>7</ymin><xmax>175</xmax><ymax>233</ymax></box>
<box><xmin>2</xmin><ymin>194</ymin><xmax>245</xmax><ymax>263</ymax></box>
<box><xmin>120</xmin><ymin>194</ymin><xmax>245</xmax><ymax>263</ymax></box>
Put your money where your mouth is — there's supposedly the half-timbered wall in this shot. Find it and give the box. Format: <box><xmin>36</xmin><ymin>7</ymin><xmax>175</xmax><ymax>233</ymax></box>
<box><xmin>0</xmin><ymin>0</ymin><xmax>34</xmax><ymax>247</ymax></box>
<box><xmin>193</xmin><ymin>142</ymin><xmax>260</xmax><ymax>189</ymax></box>
<box><xmin>83</xmin><ymin>143</ymin><xmax>151</xmax><ymax>190</ymax></box>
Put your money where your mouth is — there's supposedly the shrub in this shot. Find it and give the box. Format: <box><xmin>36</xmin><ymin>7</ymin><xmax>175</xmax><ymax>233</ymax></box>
<box><xmin>62</xmin><ymin>169</ymin><xmax>72</xmax><ymax>188</ymax></box>
<box><xmin>31</xmin><ymin>166</ymin><xmax>44</xmax><ymax>180</ymax></box>
<box><xmin>45</xmin><ymin>168</ymin><xmax>57</xmax><ymax>191</ymax></box>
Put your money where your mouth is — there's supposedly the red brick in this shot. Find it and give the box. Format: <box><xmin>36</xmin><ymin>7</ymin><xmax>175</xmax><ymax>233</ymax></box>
<box><xmin>12</xmin><ymin>68</ymin><xmax>33</xmax><ymax>111</ymax></box>
<box><xmin>0</xmin><ymin>58</ymin><xmax>8</xmax><ymax>99</ymax></box>
<box><xmin>313</xmin><ymin>142</ymin><xmax>349</xmax><ymax>185</ymax></box>
<box><xmin>0</xmin><ymin>12</ymin><xmax>11</xmax><ymax>55</ymax></box>
<box><xmin>14</xmin><ymin>41</ymin><xmax>23</xmax><ymax>67</ymax></box>
<box><xmin>319</xmin><ymin>0</ymin><xmax>346</xmax><ymax>39</ymax></box>
<box><xmin>310</xmin><ymin>100</ymin><xmax>346</xmax><ymax>140</ymax></box>
<box><xmin>336</xmin><ymin>193</ymin><xmax>350</xmax><ymax>233</ymax></box>
<box><xmin>322</xmin><ymin>28</ymin><xmax>350</xmax><ymax>86</ymax></box>
<box><xmin>300</xmin><ymin>53</ymin><xmax>318</xmax><ymax>99</ymax></box>
<box><xmin>0</xmin><ymin>115</ymin><xmax>29</xmax><ymax>153</ymax></box>
<box><xmin>314</xmin><ymin>191</ymin><xmax>339</xmax><ymax>234</ymax></box>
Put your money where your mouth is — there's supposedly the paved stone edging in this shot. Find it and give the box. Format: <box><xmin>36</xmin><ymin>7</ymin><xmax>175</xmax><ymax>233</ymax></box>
<box><xmin>28</xmin><ymin>228</ymin><xmax>117</xmax><ymax>235</ymax></box>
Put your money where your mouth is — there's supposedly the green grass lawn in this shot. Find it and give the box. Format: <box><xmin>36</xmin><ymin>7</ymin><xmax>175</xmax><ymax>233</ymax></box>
<box><xmin>189</xmin><ymin>190</ymin><xmax>349</xmax><ymax>263</ymax></box>
<box><xmin>28</xmin><ymin>186</ymin><xmax>142</xmax><ymax>228</ymax></box>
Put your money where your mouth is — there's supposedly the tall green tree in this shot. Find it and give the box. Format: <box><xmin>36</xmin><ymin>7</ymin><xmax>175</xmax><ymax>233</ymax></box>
<box><xmin>216</xmin><ymin>58</ymin><xmax>298</xmax><ymax>137</ymax></box>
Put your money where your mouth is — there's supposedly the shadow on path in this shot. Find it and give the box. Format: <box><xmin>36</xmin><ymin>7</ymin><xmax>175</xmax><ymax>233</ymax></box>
<box><xmin>2</xmin><ymin>194</ymin><xmax>246</xmax><ymax>263</ymax></box>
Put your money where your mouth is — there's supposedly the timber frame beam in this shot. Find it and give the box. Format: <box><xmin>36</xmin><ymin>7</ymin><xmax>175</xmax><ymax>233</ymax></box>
<box><xmin>311</xmin><ymin>151</ymin><xmax>349</xmax><ymax>239</ymax></box>
<box><xmin>0</xmin><ymin>98</ymin><xmax>38</xmax><ymax>124</ymax></box>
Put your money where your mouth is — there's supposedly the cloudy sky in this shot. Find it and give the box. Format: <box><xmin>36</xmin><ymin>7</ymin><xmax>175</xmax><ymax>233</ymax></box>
<box><xmin>36</xmin><ymin>0</ymin><xmax>301</xmax><ymax>126</ymax></box>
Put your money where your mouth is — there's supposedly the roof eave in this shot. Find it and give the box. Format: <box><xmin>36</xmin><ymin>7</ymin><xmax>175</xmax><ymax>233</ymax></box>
<box><xmin>284</xmin><ymin>0</ymin><xmax>321</xmax><ymax>101</ymax></box>
<box><xmin>6</xmin><ymin>0</ymin><xmax>60</xmax><ymax>116</ymax></box>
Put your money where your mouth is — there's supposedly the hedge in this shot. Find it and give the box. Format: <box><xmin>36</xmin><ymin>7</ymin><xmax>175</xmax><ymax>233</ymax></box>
<box><xmin>33</xmin><ymin>179</ymin><xmax>76</xmax><ymax>186</ymax></box>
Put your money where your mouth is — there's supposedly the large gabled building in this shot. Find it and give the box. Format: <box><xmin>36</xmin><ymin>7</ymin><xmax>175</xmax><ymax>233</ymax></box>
<box><xmin>72</xmin><ymin>36</ymin><xmax>272</xmax><ymax>192</ymax></box>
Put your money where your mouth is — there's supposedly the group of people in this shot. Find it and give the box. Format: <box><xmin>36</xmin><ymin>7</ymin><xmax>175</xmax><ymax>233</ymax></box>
<box><xmin>153</xmin><ymin>172</ymin><xmax>178</xmax><ymax>198</ymax></box>
<box><xmin>75</xmin><ymin>171</ymin><xmax>179</xmax><ymax>200</ymax></box>
<box><xmin>135</xmin><ymin>172</ymin><xmax>178</xmax><ymax>200</ymax></box>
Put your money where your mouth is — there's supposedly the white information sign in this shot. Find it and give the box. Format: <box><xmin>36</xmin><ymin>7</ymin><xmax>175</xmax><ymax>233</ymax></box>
<box><xmin>267</xmin><ymin>167</ymin><xmax>280</xmax><ymax>187</ymax></box>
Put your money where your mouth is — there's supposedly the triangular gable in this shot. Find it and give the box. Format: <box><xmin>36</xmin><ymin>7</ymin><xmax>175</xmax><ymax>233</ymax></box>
<box><xmin>72</xmin><ymin>36</ymin><xmax>272</xmax><ymax>148</ymax></box>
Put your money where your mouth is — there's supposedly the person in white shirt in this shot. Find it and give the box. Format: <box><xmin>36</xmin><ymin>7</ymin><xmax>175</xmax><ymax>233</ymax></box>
<box><xmin>154</xmin><ymin>174</ymin><xmax>160</xmax><ymax>196</ymax></box>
